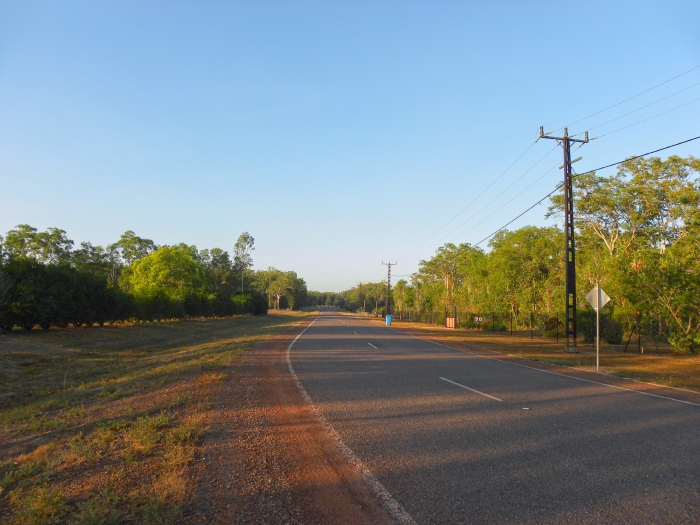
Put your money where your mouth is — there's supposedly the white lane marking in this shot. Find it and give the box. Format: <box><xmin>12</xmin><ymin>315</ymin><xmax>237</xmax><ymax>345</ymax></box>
<box><xmin>440</xmin><ymin>377</ymin><xmax>503</xmax><ymax>401</ymax></box>
<box><xmin>286</xmin><ymin>317</ymin><xmax>417</xmax><ymax>525</ymax></box>
<box><xmin>353</xmin><ymin>331</ymin><xmax>358</xmax><ymax>335</ymax></box>
<box><xmin>368</xmin><ymin>342</ymin><xmax>377</xmax><ymax>348</ymax></box>
<box><xmin>359</xmin><ymin>318</ymin><xmax>700</xmax><ymax>409</ymax></box>
<box><xmin>503</xmin><ymin>360</ymin><xmax>700</xmax><ymax>408</ymax></box>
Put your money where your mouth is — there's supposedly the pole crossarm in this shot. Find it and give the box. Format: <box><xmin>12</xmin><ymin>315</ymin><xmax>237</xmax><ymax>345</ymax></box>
<box><xmin>539</xmin><ymin>126</ymin><xmax>591</xmax><ymax>144</ymax></box>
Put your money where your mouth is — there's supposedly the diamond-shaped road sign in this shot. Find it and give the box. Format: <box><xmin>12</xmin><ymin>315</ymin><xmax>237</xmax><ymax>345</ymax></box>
<box><xmin>586</xmin><ymin>284</ymin><xmax>610</xmax><ymax>312</ymax></box>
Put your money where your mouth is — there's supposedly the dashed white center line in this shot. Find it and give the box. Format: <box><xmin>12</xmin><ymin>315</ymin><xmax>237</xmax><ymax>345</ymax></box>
<box><xmin>368</xmin><ymin>342</ymin><xmax>377</xmax><ymax>348</ymax></box>
<box><xmin>440</xmin><ymin>377</ymin><xmax>503</xmax><ymax>402</ymax></box>
<box><xmin>354</xmin><ymin>331</ymin><xmax>358</xmax><ymax>335</ymax></box>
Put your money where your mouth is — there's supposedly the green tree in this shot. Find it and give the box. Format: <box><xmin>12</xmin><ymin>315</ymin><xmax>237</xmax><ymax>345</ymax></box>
<box><xmin>109</xmin><ymin>230</ymin><xmax>157</xmax><ymax>265</ymax></box>
<box><xmin>120</xmin><ymin>246</ymin><xmax>199</xmax><ymax>297</ymax></box>
<box><xmin>393</xmin><ymin>279</ymin><xmax>410</xmax><ymax>319</ymax></box>
<box><xmin>3</xmin><ymin>225</ymin><xmax>74</xmax><ymax>263</ymax></box>
<box><xmin>233</xmin><ymin>232</ymin><xmax>255</xmax><ymax>293</ymax></box>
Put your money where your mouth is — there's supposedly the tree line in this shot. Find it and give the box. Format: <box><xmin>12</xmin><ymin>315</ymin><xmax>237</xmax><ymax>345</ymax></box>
<box><xmin>336</xmin><ymin>155</ymin><xmax>700</xmax><ymax>353</ymax></box>
<box><xmin>0</xmin><ymin>228</ymin><xmax>312</xmax><ymax>331</ymax></box>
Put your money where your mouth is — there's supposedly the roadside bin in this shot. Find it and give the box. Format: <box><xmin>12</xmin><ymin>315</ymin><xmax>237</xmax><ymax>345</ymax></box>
<box><xmin>386</xmin><ymin>315</ymin><xmax>392</xmax><ymax>326</ymax></box>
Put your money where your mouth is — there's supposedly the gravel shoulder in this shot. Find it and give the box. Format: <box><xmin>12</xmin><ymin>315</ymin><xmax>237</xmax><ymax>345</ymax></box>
<box><xmin>186</xmin><ymin>318</ymin><xmax>397</xmax><ymax>525</ymax></box>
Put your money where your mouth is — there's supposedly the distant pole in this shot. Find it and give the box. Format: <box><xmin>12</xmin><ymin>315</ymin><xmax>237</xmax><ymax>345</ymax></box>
<box><xmin>539</xmin><ymin>126</ymin><xmax>590</xmax><ymax>352</ymax></box>
<box><xmin>382</xmin><ymin>261</ymin><xmax>396</xmax><ymax>317</ymax></box>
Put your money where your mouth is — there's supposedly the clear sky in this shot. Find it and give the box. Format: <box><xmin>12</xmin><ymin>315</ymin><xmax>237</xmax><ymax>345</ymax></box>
<box><xmin>1</xmin><ymin>1</ymin><xmax>699</xmax><ymax>291</ymax></box>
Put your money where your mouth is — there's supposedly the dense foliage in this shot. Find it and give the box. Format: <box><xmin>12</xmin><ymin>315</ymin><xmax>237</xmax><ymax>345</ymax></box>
<box><xmin>0</xmin><ymin>229</ymin><xmax>309</xmax><ymax>331</ymax></box>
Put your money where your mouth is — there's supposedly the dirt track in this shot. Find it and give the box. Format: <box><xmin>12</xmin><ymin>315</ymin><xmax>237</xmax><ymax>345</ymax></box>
<box><xmin>186</xmin><ymin>318</ymin><xmax>396</xmax><ymax>524</ymax></box>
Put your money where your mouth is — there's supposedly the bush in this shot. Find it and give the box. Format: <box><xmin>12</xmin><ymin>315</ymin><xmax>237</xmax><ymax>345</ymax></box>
<box><xmin>134</xmin><ymin>291</ymin><xmax>184</xmax><ymax>321</ymax></box>
<box><xmin>579</xmin><ymin>310</ymin><xmax>623</xmax><ymax>344</ymax></box>
<box><xmin>603</xmin><ymin>318</ymin><xmax>624</xmax><ymax>345</ymax></box>
<box><xmin>669</xmin><ymin>333</ymin><xmax>700</xmax><ymax>355</ymax></box>
<box><xmin>480</xmin><ymin>318</ymin><xmax>506</xmax><ymax>331</ymax></box>
<box><xmin>544</xmin><ymin>316</ymin><xmax>562</xmax><ymax>332</ymax></box>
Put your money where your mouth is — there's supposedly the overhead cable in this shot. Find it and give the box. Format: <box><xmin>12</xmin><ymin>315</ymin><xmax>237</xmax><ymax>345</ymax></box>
<box><xmin>576</xmin><ymin>82</ymin><xmax>700</xmax><ymax>135</ymax></box>
<box><xmin>391</xmin><ymin>140</ymin><xmax>538</xmax><ymax>260</ymax></box>
<box><xmin>598</xmin><ymin>97</ymin><xmax>700</xmax><ymax>138</ymax></box>
<box><xmin>401</xmin><ymin>146</ymin><xmax>560</xmax><ymax>262</ymax></box>
<box><xmin>552</xmin><ymin>65</ymin><xmax>700</xmax><ymax>134</ymax></box>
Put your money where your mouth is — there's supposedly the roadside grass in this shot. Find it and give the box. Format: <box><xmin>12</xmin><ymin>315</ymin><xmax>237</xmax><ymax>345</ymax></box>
<box><xmin>0</xmin><ymin>310</ymin><xmax>316</xmax><ymax>524</ymax></box>
<box><xmin>365</xmin><ymin>317</ymin><xmax>700</xmax><ymax>393</ymax></box>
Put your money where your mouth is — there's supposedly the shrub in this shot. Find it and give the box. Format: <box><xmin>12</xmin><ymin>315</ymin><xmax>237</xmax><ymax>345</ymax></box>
<box><xmin>579</xmin><ymin>310</ymin><xmax>623</xmax><ymax>344</ymax></box>
<box><xmin>603</xmin><ymin>318</ymin><xmax>624</xmax><ymax>345</ymax></box>
<box><xmin>669</xmin><ymin>333</ymin><xmax>700</xmax><ymax>355</ymax></box>
<box><xmin>480</xmin><ymin>318</ymin><xmax>506</xmax><ymax>331</ymax></box>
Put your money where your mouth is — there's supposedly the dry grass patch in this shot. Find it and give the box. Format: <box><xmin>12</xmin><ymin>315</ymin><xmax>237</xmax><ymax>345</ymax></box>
<box><xmin>197</xmin><ymin>371</ymin><xmax>227</xmax><ymax>384</ymax></box>
<box><xmin>0</xmin><ymin>310</ymin><xmax>316</xmax><ymax>524</ymax></box>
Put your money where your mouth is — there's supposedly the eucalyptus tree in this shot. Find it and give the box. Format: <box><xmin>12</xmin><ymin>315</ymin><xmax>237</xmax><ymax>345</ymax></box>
<box><xmin>233</xmin><ymin>232</ymin><xmax>255</xmax><ymax>293</ymax></box>
<box><xmin>72</xmin><ymin>242</ymin><xmax>117</xmax><ymax>283</ymax></box>
<box><xmin>108</xmin><ymin>230</ymin><xmax>156</xmax><ymax>265</ymax></box>
<box><xmin>393</xmin><ymin>279</ymin><xmax>413</xmax><ymax>319</ymax></box>
<box><xmin>3</xmin><ymin>225</ymin><xmax>74</xmax><ymax>264</ymax></box>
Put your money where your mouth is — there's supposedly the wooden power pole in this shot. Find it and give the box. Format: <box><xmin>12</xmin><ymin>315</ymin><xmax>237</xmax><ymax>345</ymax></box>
<box><xmin>382</xmin><ymin>261</ymin><xmax>396</xmax><ymax>317</ymax></box>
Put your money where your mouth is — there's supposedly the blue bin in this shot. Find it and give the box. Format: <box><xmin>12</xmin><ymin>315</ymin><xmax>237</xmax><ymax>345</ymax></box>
<box><xmin>386</xmin><ymin>315</ymin><xmax>392</xmax><ymax>326</ymax></box>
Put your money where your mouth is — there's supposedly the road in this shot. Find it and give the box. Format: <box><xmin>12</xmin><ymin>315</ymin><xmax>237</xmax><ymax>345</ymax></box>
<box><xmin>289</xmin><ymin>308</ymin><xmax>700</xmax><ymax>525</ymax></box>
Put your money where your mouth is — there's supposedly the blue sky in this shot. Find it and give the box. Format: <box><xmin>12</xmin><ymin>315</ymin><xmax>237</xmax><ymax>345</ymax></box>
<box><xmin>1</xmin><ymin>1</ymin><xmax>699</xmax><ymax>291</ymax></box>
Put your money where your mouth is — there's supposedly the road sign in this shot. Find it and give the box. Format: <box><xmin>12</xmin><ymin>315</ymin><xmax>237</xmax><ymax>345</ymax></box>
<box><xmin>586</xmin><ymin>284</ymin><xmax>610</xmax><ymax>312</ymax></box>
<box><xmin>586</xmin><ymin>284</ymin><xmax>610</xmax><ymax>372</ymax></box>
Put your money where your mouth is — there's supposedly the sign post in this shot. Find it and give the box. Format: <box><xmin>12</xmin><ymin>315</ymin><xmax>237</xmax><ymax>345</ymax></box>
<box><xmin>585</xmin><ymin>284</ymin><xmax>610</xmax><ymax>371</ymax></box>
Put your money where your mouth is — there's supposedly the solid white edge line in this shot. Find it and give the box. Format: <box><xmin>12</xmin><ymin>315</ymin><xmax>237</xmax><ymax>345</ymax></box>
<box><xmin>368</xmin><ymin>342</ymin><xmax>377</xmax><ymax>348</ymax></box>
<box><xmin>286</xmin><ymin>315</ymin><xmax>418</xmax><ymax>525</ymax></box>
<box><xmin>357</xmin><ymin>316</ymin><xmax>700</xmax><ymax>409</ymax></box>
<box><xmin>440</xmin><ymin>377</ymin><xmax>503</xmax><ymax>401</ymax></box>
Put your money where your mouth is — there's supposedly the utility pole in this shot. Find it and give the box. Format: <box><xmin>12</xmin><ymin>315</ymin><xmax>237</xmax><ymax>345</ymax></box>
<box><xmin>538</xmin><ymin>126</ymin><xmax>590</xmax><ymax>353</ymax></box>
<box><xmin>358</xmin><ymin>282</ymin><xmax>363</xmax><ymax>312</ymax></box>
<box><xmin>382</xmin><ymin>261</ymin><xmax>396</xmax><ymax>317</ymax></box>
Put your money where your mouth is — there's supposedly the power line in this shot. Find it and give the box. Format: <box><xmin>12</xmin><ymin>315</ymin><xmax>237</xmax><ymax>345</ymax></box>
<box><xmin>578</xmin><ymin>82</ymin><xmax>700</xmax><ymax>136</ymax></box>
<box><xmin>402</xmin><ymin>153</ymin><xmax>562</xmax><ymax>264</ymax></box>
<box><xmin>552</xmin><ymin>65</ymin><xmax>700</xmax><ymax>134</ymax></box>
<box><xmin>392</xmin><ymin>141</ymin><xmax>538</xmax><ymax>260</ymax></box>
<box><xmin>472</xmin><ymin>134</ymin><xmax>700</xmax><ymax>247</ymax></box>
<box><xmin>396</xmin><ymin>143</ymin><xmax>558</xmax><ymax>262</ymax></box>
<box><xmin>449</xmin><ymin>161</ymin><xmax>560</xmax><ymax>243</ymax></box>
<box><xmin>598</xmin><ymin>97</ymin><xmax>700</xmax><ymax>138</ymax></box>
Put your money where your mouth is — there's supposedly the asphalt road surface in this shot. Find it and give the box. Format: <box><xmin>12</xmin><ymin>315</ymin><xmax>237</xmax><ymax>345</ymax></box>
<box><xmin>289</xmin><ymin>308</ymin><xmax>700</xmax><ymax>525</ymax></box>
